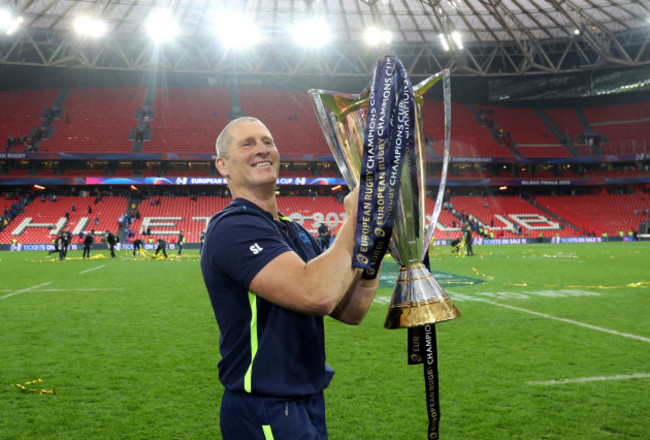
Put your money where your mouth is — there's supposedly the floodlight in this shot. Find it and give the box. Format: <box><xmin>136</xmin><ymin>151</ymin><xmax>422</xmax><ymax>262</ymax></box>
<box><xmin>5</xmin><ymin>16</ymin><xmax>22</xmax><ymax>35</ymax></box>
<box><xmin>292</xmin><ymin>19</ymin><xmax>330</xmax><ymax>47</ymax></box>
<box><xmin>0</xmin><ymin>9</ymin><xmax>23</xmax><ymax>35</ymax></box>
<box><xmin>74</xmin><ymin>16</ymin><xmax>107</xmax><ymax>38</ymax></box>
<box><xmin>146</xmin><ymin>10</ymin><xmax>179</xmax><ymax>43</ymax></box>
<box><xmin>451</xmin><ymin>31</ymin><xmax>463</xmax><ymax>50</ymax></box>
<box><xmin>439</xmin><ymin>33</ymin><xmax>450</xmax><ymax>51</ymax></box>
<box><xmin>214</xmin><ymin>11</ymin><xmax>262</xmax><ymax>49</ymax></box>
<box><xmin>0</xmin><ymin>9</ymin><xmax>10</xmax><ymax>27</ymax></box>
<box><xmin>363</xmin><ymin>26</ymin><xmax>393</xmax><ymax>46</ymax></box>
<box><xmin>440</xmin><ymin>31</ymin><xmax>462</xmax><ymax>51</ymax></box>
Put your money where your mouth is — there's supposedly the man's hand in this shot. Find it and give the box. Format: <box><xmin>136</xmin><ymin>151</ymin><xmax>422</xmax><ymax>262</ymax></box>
<box><xmin>248</xmin><ymin>186</ymin><xmax>362</xmax><ymax>317</ymax></box>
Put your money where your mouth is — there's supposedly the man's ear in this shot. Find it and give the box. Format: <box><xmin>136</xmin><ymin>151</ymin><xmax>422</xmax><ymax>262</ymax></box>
<box><xmin>216</xmin><ymin>157</ymin><xmax>228</xmax><ymax>177</ymax></box>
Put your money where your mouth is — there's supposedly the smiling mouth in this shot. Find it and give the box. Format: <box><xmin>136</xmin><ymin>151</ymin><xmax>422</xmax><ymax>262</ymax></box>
<box><xmin>253</xmin><ymin>161</ymin><xmax>272</xmax><ymax>167</ymax></box>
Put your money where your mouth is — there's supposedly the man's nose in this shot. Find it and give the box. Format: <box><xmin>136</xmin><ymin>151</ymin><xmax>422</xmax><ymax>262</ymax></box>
<box><xmin>254</xmin><ymin>140</ymin><xmax>272</xmax><ymax>153</ymax></box>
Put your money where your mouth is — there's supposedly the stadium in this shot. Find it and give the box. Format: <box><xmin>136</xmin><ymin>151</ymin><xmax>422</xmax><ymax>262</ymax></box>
<box><xmin>1</xmin><ymin>1</ymin><xmax>649</xmax><ymax>439</ymax></box>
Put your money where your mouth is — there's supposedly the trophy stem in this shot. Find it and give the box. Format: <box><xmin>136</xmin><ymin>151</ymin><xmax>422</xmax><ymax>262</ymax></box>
<box><xmin>384</xmin><ymin>263</ymin><xmax>461</xmax><ymax>329</ymax></box>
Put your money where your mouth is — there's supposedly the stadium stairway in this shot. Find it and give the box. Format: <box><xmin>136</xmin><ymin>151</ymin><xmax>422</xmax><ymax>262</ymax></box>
<box><xmin>574</xmin><ymin>108</ymin><xmax>602</xmax><ymax>155</ymax></box>
<box><xmin>131</xmin><ymin>85</ymin><xmax>156</xmax><ymax>153</ymax></box>
<box><xmin>53</xmin><ymin>89</ymin><xmax>70</xmax><ymax>110</ymax></box>
<box><xmin>33</xmin><ymin>89</ymin><xmax>72</xmax><ymax>150</ymax></box>
<box><xmin>0</xmin><ymin>88</ymin><xmax>61</xmax><ymax>153</ymax></box>
<box><xmin>467</xmin><ymin>104</ymin><xmax>522</xmax><ymax>156</ymax></box>
<box><xmin>534</xmin><ymin>109</ymin><xmax>578</xmax><ymax>156</ymax></box>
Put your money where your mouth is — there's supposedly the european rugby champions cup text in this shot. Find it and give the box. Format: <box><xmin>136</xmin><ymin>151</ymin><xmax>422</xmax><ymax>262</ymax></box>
<box><xmin>354</xmin><ymin>56</ymin><xmax>414</xmax><ymax>278</ymax></box>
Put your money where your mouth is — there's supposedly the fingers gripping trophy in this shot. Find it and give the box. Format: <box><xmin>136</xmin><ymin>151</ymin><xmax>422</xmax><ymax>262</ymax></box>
<box><xmin>310</xmin><ymin>55</ymin><xmax>460</xmax><ymax>329</ymax></box>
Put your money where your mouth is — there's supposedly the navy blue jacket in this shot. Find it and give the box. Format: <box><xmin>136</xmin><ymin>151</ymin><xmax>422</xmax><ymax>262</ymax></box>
<box><xmin>201</xmin><ymin>198</ymin><xmax>334</xmax><ymax>397</ymax></box>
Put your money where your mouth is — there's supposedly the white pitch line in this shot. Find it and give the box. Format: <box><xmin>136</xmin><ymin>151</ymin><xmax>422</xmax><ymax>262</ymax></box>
<box><xmin>36</xmin><ymin>288</ymin><xmax>113</xmax><ymax>292</ymax></box>
<box><xmin>79</xmin><ymin>264</ymin><xmax>106</xmax><ymax>274</ymax></box>
<box><xmin>2</xmin><ymin>288</ymin><xmax>123</xmax><ymax>294</ymax></box>
<box><xmin>2</xmin><ymin>288</ymin><xmax>112</xmax><ymax>292</ymax></box>
<box><xmin>529</xmin><ymin>373</ymin><xmax>650</xmax><ymax>386</ymax></box>
<box><xmin>468</xmin><ymin>297</ymin><xmax>650</xmax><ymax>344</ymax></box>
<box><xmin>0</xmin><ymin>282</ymin><xmax>52</xmax><ymax>300</ymax></box>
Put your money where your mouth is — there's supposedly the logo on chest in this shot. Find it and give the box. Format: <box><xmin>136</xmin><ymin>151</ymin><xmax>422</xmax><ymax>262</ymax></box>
<box><xmin>249</xmin><ymin>243</ymin><xmax>263</xmax><ymax>254</ymax></box>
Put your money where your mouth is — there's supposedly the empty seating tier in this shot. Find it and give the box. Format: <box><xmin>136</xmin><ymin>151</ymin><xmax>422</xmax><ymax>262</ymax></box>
<box><xmin>47</xmin><ymin>87</ymin><xmax>146</xmax><ymax>153</ymax></box>
<box><xmin>145</xmin><ymin>87</ymin><xmax>232</xmax><ymax>154</ymax></box>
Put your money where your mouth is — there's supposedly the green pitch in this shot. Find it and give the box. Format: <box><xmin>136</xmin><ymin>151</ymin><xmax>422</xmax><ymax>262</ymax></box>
<box><xmin>1</xmin><ymin>242</ymin><xmax>648</xmax><ymax>439</ymax></box>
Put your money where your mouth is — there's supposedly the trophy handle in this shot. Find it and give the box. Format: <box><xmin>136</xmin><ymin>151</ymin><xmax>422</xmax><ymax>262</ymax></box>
<box><xmin>309</xmin><ymin>90</ymin><xmax>362</xmax><ymax>189</ymax></box>
<box><xmin>420</xmin><ymin>69</ymin><xmax>452</xmax><ymax>261</ymax></box>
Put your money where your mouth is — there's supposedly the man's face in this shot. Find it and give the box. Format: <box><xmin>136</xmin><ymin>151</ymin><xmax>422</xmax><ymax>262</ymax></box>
<box><xmin>217</xmin><ymin>120</ymin><xmax>280</xmax><ymax>191</ymax></box>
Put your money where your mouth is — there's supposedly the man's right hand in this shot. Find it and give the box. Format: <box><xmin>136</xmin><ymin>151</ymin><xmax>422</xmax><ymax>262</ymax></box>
<box><xmin>248</xmin><ymin>185</ymin><xmax>362</xmax><ymax>317</ymax></box>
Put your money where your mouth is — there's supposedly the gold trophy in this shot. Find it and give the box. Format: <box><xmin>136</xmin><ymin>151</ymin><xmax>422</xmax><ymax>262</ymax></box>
<box><xmin>309</xmin><ymin>58</ymin><xmax>460</xmax><ymax>328</ymax></box>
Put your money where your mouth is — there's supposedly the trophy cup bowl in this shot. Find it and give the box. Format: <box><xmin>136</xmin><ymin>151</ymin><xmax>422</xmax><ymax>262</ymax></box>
<box><xmin>309</xmin><ymin>67</ymin><xmax>460</xmax><ymax>329</ymax></box>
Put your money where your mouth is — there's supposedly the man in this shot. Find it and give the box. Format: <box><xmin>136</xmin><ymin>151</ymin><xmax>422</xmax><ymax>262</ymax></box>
<box><xmin>133</xmin><ymin>238</ymin><xmax>144</xmax><ymax>257</ymax></box>
<box><xmin>201</xmin><ymin>117</ymin><xmax>380</xmax><ymax>440</ymax></box>
<box><xmin>59</xmin><ymin>230</ymin><xmax>71</xmax><ymax>260</ymax></box>
<box><xmin>177</xmin><ymin>229</ymin><xmax>184</xmax><ymax>255</ymax></box>
<box><xmin>317</xmin><ymin>222</ymin><xmax>332</xmax><ymax>250</ymax></box>
<box><xmin>82</xmin><ymin>231</ymin><xmax>93</xmax><ymax>258</ymax></box>
<box><xmin>48</xmin><ymin>234</ymin><xmax>60</xmax><ymax>257</ymax></box>
<box><xmin>154</xmin><ymin>238</ymin><xmax>167</xmax><ymax>259</ymax></box>
<box><xmin>105</xmin><ymin>231</ymin><xmax>117</xmax><ymax>258</ymax></box>
<box><xmin>451</xmin><ymin>236</ymin><xmax>462</xmax><ymax>254</ymax></box>
<box><xmin>462</xmin><ymin>221</ymin><xmax>474</xmax><ymax>256</ymax></box>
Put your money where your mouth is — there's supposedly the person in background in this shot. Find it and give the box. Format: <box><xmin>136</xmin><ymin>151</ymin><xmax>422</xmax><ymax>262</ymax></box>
<box><xmin>48</xmin><ymin>233</ymin><xmax>60</xmax><ymax>257</ymax></box>
<box><xmin>105</xmin><ymin>231</ymin><xmax>117</xmax><ymax>258</ymax></box>
<box><xmin>462</xmin><ymin>221</ymin><xmax>474</xmax><ymax>256</ymax></box>
<box><xmin>154</xmin><ymin>238</ymin><xmax>167</xmax><ymax>259</ymax></box>
<box><xmin>317</xmin><ymin>222</ymin><xmax>332</xmax><ymax>250</ymax></box>
<box><xmin>133</xmin><ymin>238</ymin><xmax>144</xmax><ymax>257</ymax></box>
<box><xmin>82</xmin><ymin>231</ymin><xmax>93</xmax><ymax>258</ymax></box>
<box><xmin>60</xmin><ymin>229</ymin><xmax>71</xmax><ymax>260</ymax></box>
<box><xmin>177</xmin><ymin>229</ymin><xmax>184</xmax><ymax>255</ymax></box>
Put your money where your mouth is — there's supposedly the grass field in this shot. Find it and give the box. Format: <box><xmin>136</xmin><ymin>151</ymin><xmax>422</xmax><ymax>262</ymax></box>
<box><xmin>1</xmin><ymin>242</ymin><xmax>648</xmax><ymax>439</ymax></box>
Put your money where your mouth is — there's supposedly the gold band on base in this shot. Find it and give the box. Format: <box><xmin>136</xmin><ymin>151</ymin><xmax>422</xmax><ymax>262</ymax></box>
<box><xmin>384</xmin><ymin>263</ymin><xmax>461</xmax><ymax>329</ymax></box>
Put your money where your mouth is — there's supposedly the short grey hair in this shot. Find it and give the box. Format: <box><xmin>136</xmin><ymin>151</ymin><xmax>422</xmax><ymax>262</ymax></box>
<box><xmin>215</xmin><ymin>116</ymin><xmax>265</xmax><ymax>159</ymax></box>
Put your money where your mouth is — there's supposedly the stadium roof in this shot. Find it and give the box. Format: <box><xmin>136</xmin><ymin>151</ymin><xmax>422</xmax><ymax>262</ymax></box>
<box><xmin>1</xmin><ymin>0</ymin><xmax>650</xmax><ymax>77</ymax></box>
